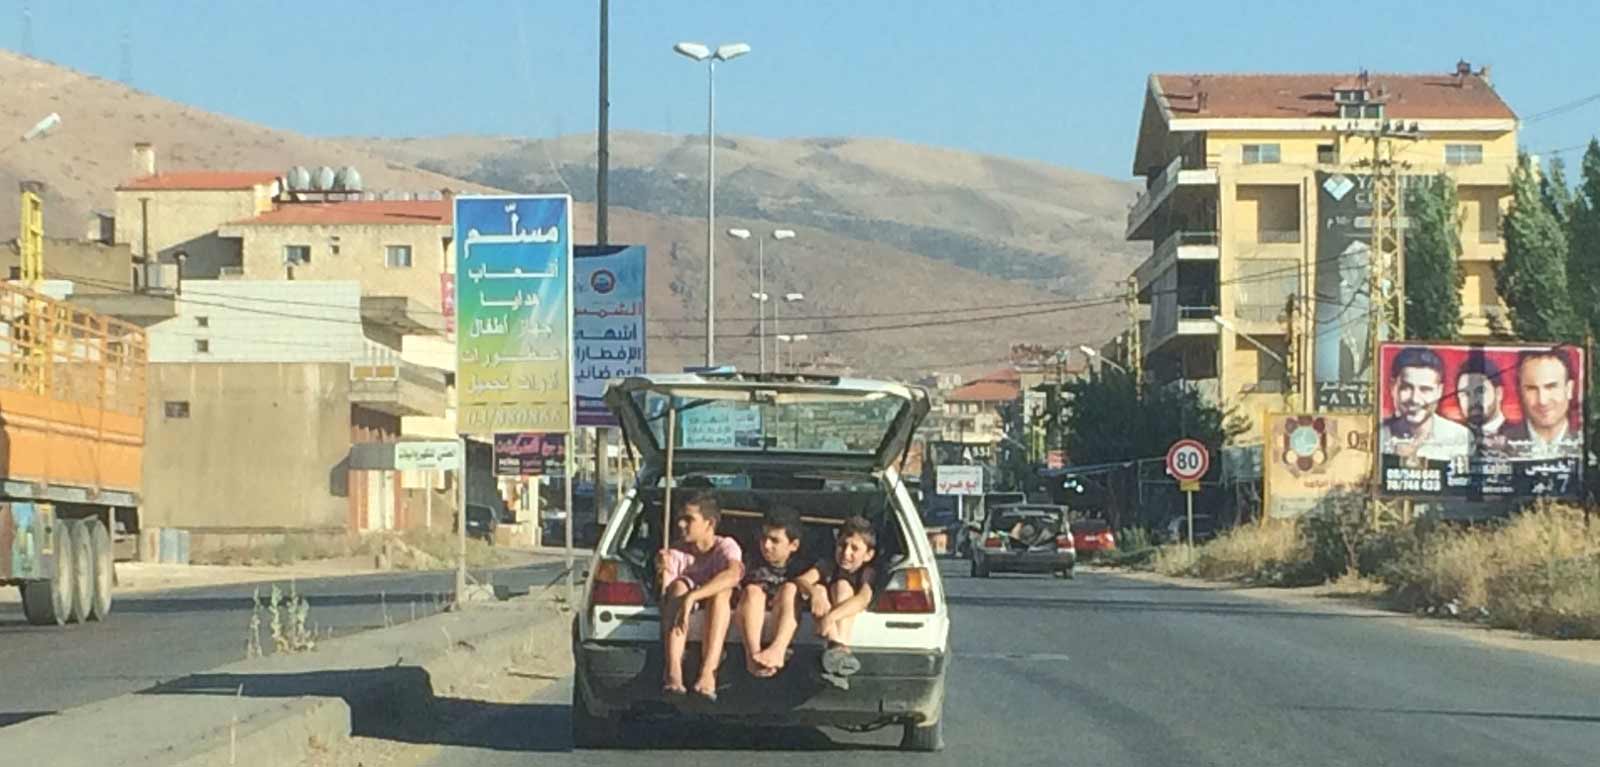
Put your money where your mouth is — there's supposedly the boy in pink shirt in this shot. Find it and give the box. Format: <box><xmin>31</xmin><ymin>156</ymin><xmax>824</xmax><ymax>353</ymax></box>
<box><xmin>656</xmin><ymin>490</ymin><xmax>743</xmax><ymax>700</ymax></box>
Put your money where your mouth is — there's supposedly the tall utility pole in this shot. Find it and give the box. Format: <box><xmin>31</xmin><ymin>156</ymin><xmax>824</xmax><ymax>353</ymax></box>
<box><xmin>596</xmin><ymin>0</ymin><xmax>609</xmax><ymax>246</ymax></box>
<box><xmin>1124</xmin><ymin>277</ymin><xmax>1143</xmax><ymax>385</ymax></box>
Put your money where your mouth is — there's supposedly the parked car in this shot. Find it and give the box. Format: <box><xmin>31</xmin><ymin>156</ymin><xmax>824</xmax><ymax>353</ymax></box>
<box><xmin>571</xmin><ymin>372</ymin><xmax>949</xmax><ymax>752</ymax></box>
<box><xmin>1162</xmin><ymin>513</ymin><xmax>1218</xmax><ymax>545</ymax></box>
<box><xmin>1070</xmin><ymin>519</ymin><xmax>1117</xmax><ymax>559</ymax></box>
<box><xmin>462</xmin><ymin>503</ymin><xmax>498</xmax><ymax>543</ymax></box>
<box><xmin>969</xmin><ymin>504</ymin><xmax>1075</xmax><ymax>579</ymax></box>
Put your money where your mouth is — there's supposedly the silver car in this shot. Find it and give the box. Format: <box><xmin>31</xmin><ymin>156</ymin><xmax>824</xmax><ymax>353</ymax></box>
<box><xmin>969</xmin><ymin>504</ymin><xmax>1075</xmax><ymax>579</ymax></box>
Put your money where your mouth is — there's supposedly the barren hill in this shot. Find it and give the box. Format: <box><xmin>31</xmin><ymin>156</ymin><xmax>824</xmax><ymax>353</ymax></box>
<box><xmin>1</xmin><ymin>50</ymin><xmax>1135</xmax><ymax>376</ymax></box>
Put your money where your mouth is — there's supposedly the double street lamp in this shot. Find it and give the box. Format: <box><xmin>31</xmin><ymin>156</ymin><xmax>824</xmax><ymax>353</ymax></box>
<box><xmin>776</xmin><ymin>333</ymin><xmax>810</xmax><ymax>371</ymax></box>
<box><xmin>674</xmin><ymin>41</ymin><xmax>751</xmax><ymax>366</ymax></box>
<box><xmin>727</xmin><ymin>227</ymin><xmax>797</xmax><ymax>373</ymax></box>
<box><xmin>774</xmin><ymin>292</ymin><xmax>804</xmax><ymax>370</ymax></box>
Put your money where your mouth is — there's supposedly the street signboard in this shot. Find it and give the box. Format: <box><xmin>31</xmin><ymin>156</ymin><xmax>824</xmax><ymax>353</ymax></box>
<box><xmin>454</xmin><ymin>194</ymin><xmax>574</xmax><ymax>435</ymax></box>
<box><xmin>1166</xmin><ymin>439</ymin><xmax>1210</xmax><ymax>481</ymax></box>
<box><xmin>935</xmin><ymin>465</ymin><xmax>984</xmax><ymax>496</ymax></box>
<box><xmin>394</xmin><ymin>441</ymin><xmax>461</xmax><ymax>471</ymax></box>
<box><xmin>574</xmin><ymin>245</ymin><xmax>646</xmax><ymax>427</ymax></box>
<box><xmin>494</xmin><ymin>433</ymin><xmax>568</xmax><ymax>477</ymax></box>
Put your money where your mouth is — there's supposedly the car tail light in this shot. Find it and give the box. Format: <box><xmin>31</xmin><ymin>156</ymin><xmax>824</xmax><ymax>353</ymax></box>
<box><xmin>1056</xmin><ymin>534</ymin><xmax>1074</xmax><ymax>551</ymax></box>
<box><xmin>982</xmin><ymin>533</ymin><xmax>1004</xmax><ymax>549</ymax></box>
<box><xmin>590</xmin><ymin>559</ymin><xmax>646</xmax><ymax>606</ymax></box>
<box><xmin>874</xmin><ymin>567</ymin><xmax>935</xmax><ymax>613</ymax></box>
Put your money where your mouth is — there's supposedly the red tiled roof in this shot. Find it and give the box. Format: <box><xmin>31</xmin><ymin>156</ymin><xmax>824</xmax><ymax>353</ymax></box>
<box><xmin>229</xmin><ymin>200</ymin><xmax>452</xmax><ymax>226</ymax></box>
<box><xmin>946</xmin><ymin>380</ymin><xmax>1020</xmax><ymax>403</ymax></box>
<box><xmin>117</xmin><ymin>171</ymin><xmax>281</xmax><ymax>191</ymax></box>
<box><xmin>1153</xmin><ymin>73</ymin><xmax>1516</xmax><ymax>120</ymax></box>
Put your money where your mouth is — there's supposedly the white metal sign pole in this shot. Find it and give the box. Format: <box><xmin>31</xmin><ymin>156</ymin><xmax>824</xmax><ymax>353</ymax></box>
<box><xmin>1186</xmin><ymin>489</ymin><xmax>1195</xmax><ymax>551</ymax></box>
<box><xmin>456</xmin><ymin>435</ymin><xmax>468</xmax><ymax>605</ymax></box>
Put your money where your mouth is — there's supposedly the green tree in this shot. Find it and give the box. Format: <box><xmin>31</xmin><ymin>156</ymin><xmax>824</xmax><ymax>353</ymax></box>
<box><xmin>1497</xmin><ymin>153</ymin><xmax>1583</xmax><ymax>343</ymax></box>
<box><xmin>1061</xmin><ymin>369</ymin><xmax>1248</xmax><ymax>528</ymax></box>
<box><xmin>1403</xmin><ymin>173</ymin><xmax>1463</xmax><ymax>340</ymax></box>
<box><xmin>1540</xmin><ymin>155</ymin><xmax>1575</xmax><ymax>231</ymax></box>
<box><xmin>1566</xmin><ymin>140</ymin><xmax>1600</xmax><ymax>335</ymax></box>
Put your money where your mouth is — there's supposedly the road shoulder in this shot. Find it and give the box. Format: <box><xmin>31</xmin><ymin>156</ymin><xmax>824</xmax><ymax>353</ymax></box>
<box><xmin>1092</xmin><ymin>566</ymin><xmax>1600</xmax><ymax>669</ymax></box>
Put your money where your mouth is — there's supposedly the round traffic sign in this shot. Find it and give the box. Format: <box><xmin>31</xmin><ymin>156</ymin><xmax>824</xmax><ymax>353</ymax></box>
<box><xmin>1166</xmin><ymin>439</ymin><xmax>1210</xmax><ymax>481</ymax></box>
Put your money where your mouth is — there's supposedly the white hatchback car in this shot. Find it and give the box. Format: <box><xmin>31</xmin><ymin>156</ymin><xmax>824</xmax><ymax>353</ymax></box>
<box><xmin>570</xmin><ymin>372</ymin><xmax>950</xmax><ymax>751</ymax></box>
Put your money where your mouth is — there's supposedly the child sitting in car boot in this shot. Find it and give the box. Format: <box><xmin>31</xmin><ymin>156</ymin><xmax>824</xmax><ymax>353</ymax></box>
<box><xmin>737</xmin><ymin>506</ymin><xmax>810</xmax><ymax>677</ymax></box>
<box><xmin>792</xmin><ymin>515</ymin><xmax>878</xmax><ymax>689</ymax></box>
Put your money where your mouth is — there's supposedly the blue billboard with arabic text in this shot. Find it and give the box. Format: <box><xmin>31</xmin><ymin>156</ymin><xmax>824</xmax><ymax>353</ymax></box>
<box><xmin>454</xmin><ymin>195</ymin><xmax>573</xmax><ymax>435</ymax></box>
<box><xmin>574</xmin><ymin>245</ymin><xmax>646</xmax><ymax>426</ymax></box>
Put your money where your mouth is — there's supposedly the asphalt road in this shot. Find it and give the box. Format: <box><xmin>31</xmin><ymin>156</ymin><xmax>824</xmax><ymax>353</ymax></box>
<box><xmin>0</xmin><ymin>559</ymin><xmax>566</xmax><ymax>727</ymax></box>
<box><xmin>398</xmin><ymin>564</ymin><xmax>1600</xmax><ymax>766</ymax></box>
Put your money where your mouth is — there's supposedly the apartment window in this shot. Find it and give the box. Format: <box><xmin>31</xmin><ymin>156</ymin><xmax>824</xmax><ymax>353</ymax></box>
<box><xmin>385</xmin><ymin>245</ymin><xmax>414</xmax><ymax>268</ymax></box>
<box><xmin>163</xmin><ymin>401</ymin><xmax>190</xmax><ymax>419</ymax></box>
<box><xmin>284</xmin><ymin>244</ymin><xmax>311</xmax><ymax>265</ymax></box>
<box><xmin>195</xmin><ymin>316</ymin><xmax>209</xmax><ymax>328</ymax></box>
<box><xmin>1340</xmin><ymin>103</ymin><xmax>1385</xmax><ymax>120</ymax></box>
<box><xmin>329</xmin><ymin>235</ymin><xmax>342</xmax><ymax>256</ymax></box>
<box><xmin>194</xmin><ymin>339</ymin><xmax>210</xmax><ymax>354</ymax></box>
<box><xmin>1317</xmin><ymin>144</ymin><xmax>1339</xmax><ymax>164</ymax></box>
<box><xmin>1478</xmin><ymin>196</ymin><xmax>1501</xmax><ymax>243</ymax></box>
<box><xmin>1446</xmin><ymin>144</ymin><xmax>1484</xmax><ymax>166</ymax></box>
<box><xmin>1242</xmin><ymin>144</ymin><xmax>1281</xmax><ymax>165</ymax></box>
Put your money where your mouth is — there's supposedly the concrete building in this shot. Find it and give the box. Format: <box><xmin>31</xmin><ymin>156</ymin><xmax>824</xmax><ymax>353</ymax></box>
<box><xmin>113</xmin><ymin>147</ymin><xmax>280</xmax><ymax>285</ymax></box>
<box><xmin>940</xmin><ymin>368</ymin><xmax>1022</xmax><ymax>454</ymax></box>
<box><xmin>1126</xmin><ymin>64</ymin><xmax>1518</xmax><ymax>433</ymax></box>
<box><xmin>139</xmin><ymin>280</ymin><xmax>449</xmax><ymax>546</ymax></box>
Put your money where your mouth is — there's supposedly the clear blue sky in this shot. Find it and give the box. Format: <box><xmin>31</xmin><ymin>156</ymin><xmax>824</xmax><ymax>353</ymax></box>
<box><xmin>10</xmin><ymin>0</ymin><xmax>1600</xmax><ymax>177</ymax></box>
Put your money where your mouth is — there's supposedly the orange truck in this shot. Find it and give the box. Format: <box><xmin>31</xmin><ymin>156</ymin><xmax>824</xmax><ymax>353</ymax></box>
<box><xmin>0</xmin><ymin>281</ymin><xmax>147</xmax><ymax>625</ymax></box>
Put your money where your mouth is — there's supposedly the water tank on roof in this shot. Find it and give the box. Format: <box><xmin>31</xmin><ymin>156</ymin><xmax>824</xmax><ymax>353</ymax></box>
<box><xmin>333</xmin><ymin>166</ymin><xmax>363</xmax><ymax>192</ymax></box>
<box><xmin>286</xmin><ymin>166</ymin><xmax>311</xmax><ymax>191</ymax></box>
<box><xmin>313</xmin><ymin>166</ymin><xmax>336</xmax><ymax>191</ymax></box>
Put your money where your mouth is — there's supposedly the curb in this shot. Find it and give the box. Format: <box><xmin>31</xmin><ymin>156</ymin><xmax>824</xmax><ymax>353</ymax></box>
<box><xmin>172</xmin><ymin>599</ymin><xmax>572</xmax><ymax>767</ymax></box>
<box><xmin>0</xmin><ymin>596</ymin><xmax>572</xmax><ymax>767</ymax></box>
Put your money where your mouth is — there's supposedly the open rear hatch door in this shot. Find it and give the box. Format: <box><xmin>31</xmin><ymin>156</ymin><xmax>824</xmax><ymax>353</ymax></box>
<box><xmin>603</xmin><ymin>372</ymin><xmax>929</xmax><ymax>473</ymax></box>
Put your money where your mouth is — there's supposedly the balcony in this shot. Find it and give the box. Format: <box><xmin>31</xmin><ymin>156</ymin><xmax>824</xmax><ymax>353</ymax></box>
<box><xmin>361</xmin><ymin>295</ymin><xmax>446</xmax><ymax>336</ymax></box>
<box><xmin>1134</xmin><ymin>230</ymin><xmax>1220</xmax><ymax>291</ymax></box>
<box><xmin>1126</xmin><ymin>157</ymin><xmax>1220</xmax><ymax>241</ymax></box>
<box><xmin>350</xmin><ymin>354</ymin><xmax>448</xmax><ymax>417</ymax></box>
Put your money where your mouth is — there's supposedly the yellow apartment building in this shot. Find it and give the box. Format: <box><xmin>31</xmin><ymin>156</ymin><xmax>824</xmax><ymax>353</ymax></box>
<box><xmin>1126</xmin><ymin>63</ymin><xmax>1518</xmax><ymax>435</ymax></box>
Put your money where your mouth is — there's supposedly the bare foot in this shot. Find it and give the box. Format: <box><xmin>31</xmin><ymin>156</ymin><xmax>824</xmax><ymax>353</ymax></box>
<box><xmin>744</xmin><ymin>654</ymin><xmax>768</xmax><ymax>676</ymax></box>
<box><xmin>662</xmin><ymin>677</ymin><xmax>688</xmax><ymax>695</ymax></box>
<box><xmin>691</xmin><ymin>676</ymin><xmax>719</xmax><ymax>700</ymax></box>
<box><xmin>752</xmin><ymin>646</ymin><xmax>789</xmax><ymax>672</ymax></box>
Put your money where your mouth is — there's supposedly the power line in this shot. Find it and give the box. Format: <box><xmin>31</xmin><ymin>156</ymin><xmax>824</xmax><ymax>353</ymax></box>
<box><xmin>1524</xmin><ymin>90</ymin><xmax>1600</xmax><ymax>124</ymax></box>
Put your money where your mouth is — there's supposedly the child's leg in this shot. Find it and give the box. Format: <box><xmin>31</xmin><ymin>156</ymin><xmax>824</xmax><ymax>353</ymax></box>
<box><xmin>827</xmin><ymin>579</ymin><xmax>858</xmax><ymax>646</ymax></box>
<box><xmin>693</xmin><ymin>588</ymin><xmax>734</xmax><ymax>696</ymax></box>
<box><xmin>737</xmin><ymin>584</ymin><xmax>769</xmax><ymax>674</ymax></box>
<box><xmin>753</xmin><ymin>581</ymin><xmax>800</xmax><ymax>670</ymax></box>
<box><xmin>661</xmin><ymin>580</ymin><xmax>690</xmax><ymax>692</ymax></box>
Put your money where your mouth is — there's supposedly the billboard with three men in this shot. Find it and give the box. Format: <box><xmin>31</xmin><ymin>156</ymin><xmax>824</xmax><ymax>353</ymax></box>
<box><xmin>1377</xmin><ymin>342</ymin><xmax>1585</xmax><ymax>498</ymax></box>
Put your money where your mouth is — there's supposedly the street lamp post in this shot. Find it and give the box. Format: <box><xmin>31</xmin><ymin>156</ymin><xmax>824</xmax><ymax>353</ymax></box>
<box><xmin>777</xmin><ymin>333</ymin><xmax>810</xmax><ymax>370</ymax></box>
<box><xmin>1079</xmin><ymin>344</ymin><xmax>1129</xmax><ymax>375</ymax></box>
<box><xmin>674</xmin><ymin>41</ymin><xmax>750</xmax><ymax>367</ymax></box>
<box><xmin>727</xmin><ymin>227</ymin><xmax>796</xmax><ymax>374</ymax></box>
<box><xmin>774</xmin><ymin>292</ymin><xmax>804</xmax><ymax>370</ymax></box>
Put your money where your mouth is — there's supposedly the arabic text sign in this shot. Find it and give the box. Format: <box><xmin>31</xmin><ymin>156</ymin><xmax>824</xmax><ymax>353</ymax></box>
<box><xmin>935</xmin><ymin>465</ymin><xmax>984</xmax><ymax>496</ymax></box>
<box><xmin>455</xmin><ymin>195</ymin><xmax>574</xmax><ymax>435</ymax></box>
<box><xmin>679</xmin><ymin>403</ymin><xmax>764</xmax><ymax>448</ymax></box>
<box><xmin>1377</xmin><ymin>342</ymin><xmax>1585</xmax><ymax>499</ymax></box>
<box><xmin>574</xmin><ymin>245</ymin><xmax>646</xmax><ymax>427</ymax></box>
<box><xmin>1262</xmin><ymin>413</ymin><xmax>1372</xmax><ymax>519</ymax></box>
<box><xmin>394</xmin><ymin>441</ymin><xmax>461</xmax><ymax>471</ymax></box>
<box><xmin>493</xmin><ymin>433</ymin><xmax>567</xmax><ymax>477</ymax></box>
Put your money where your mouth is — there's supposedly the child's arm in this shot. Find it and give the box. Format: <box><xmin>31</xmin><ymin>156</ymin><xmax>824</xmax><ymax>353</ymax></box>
<box><xmin>684</xmin><ymin>560</ymin><xmax>744</xmax><ymax>604</ymax></box>
<box><xmin>825</xmin><ymin>569</ymin><xmax>877</xmax><ymax>621</ymax></box>
<box><xmin>791</xmin><ymin>566</ymin><xmax>829</xmax><ymax>611</ymax></box>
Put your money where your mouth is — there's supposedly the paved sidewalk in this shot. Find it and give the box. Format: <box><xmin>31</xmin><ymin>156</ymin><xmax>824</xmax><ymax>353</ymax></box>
<box><xmin>0</xmin><ymin>594</ymin><xmax>570</xmax><ymax>767</ymax></box>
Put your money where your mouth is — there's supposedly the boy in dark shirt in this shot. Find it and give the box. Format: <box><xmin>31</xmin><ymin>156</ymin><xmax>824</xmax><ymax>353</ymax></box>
<box><xmin>737</xmin><ymin>507</ymin><xmax>808</xmax><ymax>677</ymax></box>
<box><xmin>793</xmin><ymin>515</ymin><xmax>878</xmax><ymax>689</ymax></box>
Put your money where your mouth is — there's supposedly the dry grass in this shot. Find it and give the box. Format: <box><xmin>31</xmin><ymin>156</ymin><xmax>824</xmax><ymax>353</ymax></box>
<box><xmin>1382</xmin><ymin>505</ymin><xmax>1600</xmax><ymax>637</ymax></box>
<box><xmin>195</xmin><ymin>529</ymin><xmax>507</xmax><ymax>571</ymax></box>
<box><xmin>1154</xmin><ymin>522</ymin><xmax>1312</xmax><ymax>585</ymax></box>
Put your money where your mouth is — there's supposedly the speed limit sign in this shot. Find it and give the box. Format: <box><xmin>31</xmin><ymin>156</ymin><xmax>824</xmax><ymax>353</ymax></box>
<box><xmin>1166</xmin><ymin>439</ymin><xmax>1210</xmax><ymax>482</ymax></box>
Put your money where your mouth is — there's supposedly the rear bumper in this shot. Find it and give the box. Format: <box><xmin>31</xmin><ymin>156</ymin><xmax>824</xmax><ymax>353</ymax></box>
<box><xmin>575</xmin><ymin>640</ymin><xmax>947</xmax><ymax>728</ymax></box>
<box><xmin>978</xmin><ymin>549</ymin><xmax>1075</xmax><ymax>571</ymax></box>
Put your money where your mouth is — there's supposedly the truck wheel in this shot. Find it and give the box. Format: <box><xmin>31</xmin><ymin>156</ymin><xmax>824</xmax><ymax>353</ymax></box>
<box><xmin>21</xmin><ymin>522</ymin><xmax>74</xmax><ymax>626</ymax></box>
<box><xmin>88</xmin><ymin>520</ymin><xmax>114</xmax><ymax>620</ymax></box>
<box><xmin>67</xmin><ymin>521</ymin><xmax>94</xmax><ymax>624</ymax></box>
<box><xmin>900</xmin><ymin>717</ymin><xmax>945</xmax><ymax>752</ymax></box>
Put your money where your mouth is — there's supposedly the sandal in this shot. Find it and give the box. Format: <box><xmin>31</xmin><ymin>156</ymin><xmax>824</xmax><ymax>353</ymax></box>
<box><xmin>821</xmin><ymin>645</ymin><xmax>861</xmax><ymax>677</ymax></box>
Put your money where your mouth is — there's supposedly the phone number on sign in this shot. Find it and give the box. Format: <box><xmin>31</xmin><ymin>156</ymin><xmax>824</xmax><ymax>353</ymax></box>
<box><xmin>1384</xmin><ymin>467</ymin><xmax>1442</xmax><ymax>493</ymax></box>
